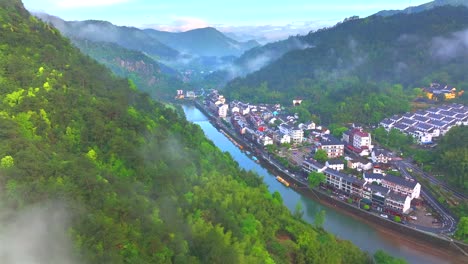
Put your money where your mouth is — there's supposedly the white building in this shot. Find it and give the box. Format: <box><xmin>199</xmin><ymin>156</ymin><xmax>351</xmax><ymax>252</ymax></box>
<box><xmin>217</xmin><ymin>104</ymin><xmax>229</xmax><ymax>118</ymax></box>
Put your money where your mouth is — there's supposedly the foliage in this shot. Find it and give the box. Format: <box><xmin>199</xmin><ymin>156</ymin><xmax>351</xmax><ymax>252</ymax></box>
<box><xmin>308</xmin><ymin>171</ymin><xmax>326</xmax><ymax>188</ymax></box>
<box><xmin>314</xmin><ymin>149</ymin><xmax>328</xmax><ymax>163</ymax></box>
<box><xmin>374</xmin><ymin>250</ymin><xmax>408</xmax><ymax>264</ymax></box>
<box><xmin>0</xmin><ymin>2</ymin><xmax>371</xmax><ymax>263</ymax></box>
<box><xmin>434</xmin><ymin>126</ymin><xmax>468</xmax><ymax>191</ymax></box>
<box><xmin>454</xmin><ymin>217</ymin><xmax>468</xmax><ymax>243</ymax></box>
<box><xmin>314</xmin><ymin>210</ymin><xmax>326</xmax><ymax>228</ymax></box>
<box><xmin>225</xmin><ymin>6</ymin><xmax>468</xmax><ymax>124</ymax></box>
<box><xmin>394</xmin><ymin>216</ymin><xmax>401</xmax><ymax>223</ymax></box>
<box><xmin>363</xmin><ymin>204</ymin><xmax>370</xmax><ymax>210</ymax></box>
<box><xmin>72</xmin><ymin>39</ymin><xmax>187</xmax><ymax>100</ymax></box>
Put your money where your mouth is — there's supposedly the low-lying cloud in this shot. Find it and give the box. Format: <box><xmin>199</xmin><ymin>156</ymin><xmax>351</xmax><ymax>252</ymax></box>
<box><xmin>0</xmin><ymin>203</ymin><xmax>77</xmax><ymax>264</ymax></box>
<box><xmin>431</xmin><ymin>28</ymin><xmax>468</xmax><ymax>60</ymax></box>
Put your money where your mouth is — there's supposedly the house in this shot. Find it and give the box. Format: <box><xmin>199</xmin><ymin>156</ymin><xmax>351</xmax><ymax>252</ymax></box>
<box><xmin>302</xmin><ymin>157</ymin><xmax>327</xmax><ymax>173</ymax></box>
<box><xmin>346</xmin><ymin>153</ymin><xmax>373</xmax><ymax>171</ymax></box>
<box><xmin>258</xmin><ymin>135</ymin><xmax>273</xmax><ymax>146</ymax></box>
<box><xmin>323</xmin><ymin>168</ymin><xmax>364</xmax><ymax>196</ymax></box>
<box><xmin>318</xmin><ymin>135</ymin><xmax>344</xmax><ymax>158</ymax></box>
<box><xmin>386</xmin><ymin>191</ymin><xmax>412</xmax><ymax>214</ymax></box>
<box><xmin>326</xmin><ymin>159</ymin><xmax>345</xmax><ymax>171</ymax></box>
<box><xmin>280</xmin><ymin>123</ymin><xmax>304</xmax><ymax>144</ymax></box>
<box><xmin>363</xmin><ymin>172</ymin><xmax>384</xmax><ymax>184</ymax></box>
<box><xmin>371</xmin><ymin>149</ymin><xmax>392</xmax><ymax>164</ymax></box>
<box><xmin>362</xmin><ymin>183</ymin><xmax>389</xmax><ymax>210</ymax></box>
<box><xmin>217</xmin><ymin>104</ymin><xmax>229</xmax><ymax>118</ymax></box>
<box><xmin>381</xmin><ymin>174</ymin><xmax>421</xmax><ymax>199</ymax></box>
<box><xmin>299</xmin><ymin>121</ymin><xmax>316</xmax><ymax>130</ymax></box>
<box><xmin>273</xmin><ymin>132</ymin><xmax>291</xmax><ymax>145</ymax></box>
<box><xmin>379</xmin><ymin>118</ymin><xmax>394</xmax><ymax>130</ymax></box>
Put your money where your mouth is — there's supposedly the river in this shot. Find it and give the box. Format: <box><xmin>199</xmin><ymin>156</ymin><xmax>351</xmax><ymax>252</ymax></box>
<box><xmin>182</xmin><ymin>104</ymin><xmax>452</xmax><ymax>264</ymax></box>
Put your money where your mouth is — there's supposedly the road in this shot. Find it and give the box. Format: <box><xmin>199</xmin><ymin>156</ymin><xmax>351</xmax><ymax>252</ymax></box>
<box><xmin>395</xmin><ymin>160</ymin><xmax>458</xmax><ymax>234</ymax></box>
<box><xmin>398</xmin><ymin>160</ymin><xmax>467</xmax><ymax>201</ymax></box>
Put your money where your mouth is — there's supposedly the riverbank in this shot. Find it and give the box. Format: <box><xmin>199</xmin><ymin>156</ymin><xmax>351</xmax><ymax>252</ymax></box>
<box><xmin>189</xmin><ymin>101</ymin><xmax>468</xmax><ymax>262</ymax></box>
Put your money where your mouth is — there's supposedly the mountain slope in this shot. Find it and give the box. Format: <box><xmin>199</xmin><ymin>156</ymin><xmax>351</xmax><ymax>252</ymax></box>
<box><xmin>225</xmin><ymin>6</ymin><xmax>468</xmax><ymax>123</ymax></box>
<box><xmin>72</xmin><ymin>38</ymin><xmax>186</xmax><ymax>99</ymax></box>
<box><xmin>35</xmin><ymin>13</ymin><xmax>180</xmax><ymax>60</ymax></box>
<box><xmin>0</xmin><ymin>1</ymin><xmax>371</xmax><ymax>263</ymax></box>
<box><xmin>205</xmin><ymin>36</ymin><xmax>311</xmax><ymax>86</ymax></box>
<box><xmin>376</xmin><ymin>0</ymin><xmax>468</xmax><ymax>16</ymax></box>
<box><xmin>144</xmin><ymin>27</ymin><xmax>259</xmax><ymax>57</ymax></box>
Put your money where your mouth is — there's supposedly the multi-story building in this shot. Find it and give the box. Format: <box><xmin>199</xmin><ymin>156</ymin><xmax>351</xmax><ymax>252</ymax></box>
<box><xmin>343</xmin><ymin>128</ymin><xmax>372</xmax><ymax>156</ymax></box>
<box><xmin>371</xmin><ymin>149</ymin><xmax>392</xmax><ymax>164</ymax></box>
<box><xmin>363</xmin><ymin>173</ymin><xmax>421</xmax><ymax>200</ymax></box>
<box><xmin>319</xmin><ymin>135</ymin><xmax>344</xmax><ymax>158</ymax></box>
<box><xmin>323</xmin><ymin>168</ymin><xmax>364</xmax><ymax>196</ymax></box>
<box><xmin>279</xmin><ymin>123</ymin><xmax>303</xmax><ymax>145</ymax></box>
<box><xmin>326</xmin><ymin>159</ymin><xmax>345</xmax><ymax>171</ymax></box>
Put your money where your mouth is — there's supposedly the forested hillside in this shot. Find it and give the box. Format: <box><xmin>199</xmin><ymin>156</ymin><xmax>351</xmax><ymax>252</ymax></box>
<box><xmin>72</xmin><ymin>39</ymin><xmax>186</xmax><ymax>100</ymax></box>
<box><xmin>0</xmin><ymin>1</ymin><xmax>373</xmax><ymax>263</ymax></box>
<box><xmin>225</xmin><ymin>6</ymin><xmax>468</xmax><ymax>124</ymax></box>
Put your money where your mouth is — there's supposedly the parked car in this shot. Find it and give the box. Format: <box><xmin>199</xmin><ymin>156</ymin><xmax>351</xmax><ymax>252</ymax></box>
<box><xmin>380</xmin><ymin>214</ymin><xmax>388</xmax><ymax>219</ymax></box>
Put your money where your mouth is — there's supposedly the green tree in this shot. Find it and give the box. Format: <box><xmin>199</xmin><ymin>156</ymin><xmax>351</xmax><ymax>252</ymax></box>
<box><xmin>314</xmin><ymin>210</ymin><xmax>326</xmax><ymax>228</ymax></box>
<box><xmin>0</xmin><ymin>155</ymin><xmax>14</xmax><ymax>168</ymax></box>
<box><xmin>308</xmin><ymin>171</ymin><xmax>326</xmax><ymax>188</ymax></box>
<box><xmin>394</xmin><ymin>216</ymin><xmax>401</xmax><ymax>223</ymax></box>
<box><xmin>314</xmin><ymin>149</ymin><xmax>328</xmax><ymax>163</ymax></box>
<box><xmin>374</xmin><ymin>250</ymin><xmax>408</xmax><ymax>264</ymax></box>
<box><xmin>454</xmin><ymin>217</ymin><xmax>468</xmax><ymax>242</ymax></box>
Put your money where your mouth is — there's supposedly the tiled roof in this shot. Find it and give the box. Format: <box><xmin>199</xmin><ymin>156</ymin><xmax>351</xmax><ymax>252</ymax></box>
<box><xmin>383</xmin><ymin>174</ymin><xmax>418</xmax><ymax>189</ymax></box>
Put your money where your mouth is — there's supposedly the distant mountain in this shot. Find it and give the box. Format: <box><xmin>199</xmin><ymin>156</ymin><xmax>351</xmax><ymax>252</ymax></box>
<box><xmin>376</xmin><ymin>0</ymin><xmax>468</xmax><ymax>16</ymax></box>
<box><xmin>225</xmin><ymin>6</ymin><xmax>468</xmax><ymax>124</ymax></box>
<box><xmin>205</xmin><ymin>36</ymin><xmax>311</xmax><ymax>86</ymax></box>
<box><xmin>35</xmin><ymin>13</ymin><xmax>179</xmax><ymax>60</ymax></box>
<box><xmin>35</xmin><ymin>13</ymin><xmax>258</xmax><ymax>59</ymax></box>
<box><xmin>143</xmin><ymin>27</ymin><xmax>259</xmax><ymax>57</ymax></box>
<box><xmin>73</xmin><ymin>39</ymin><xmax>186</xmax><ymax>99</ymax></box>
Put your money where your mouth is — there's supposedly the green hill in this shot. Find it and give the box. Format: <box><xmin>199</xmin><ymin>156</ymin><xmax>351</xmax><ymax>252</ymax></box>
<box><xmin>376</xmin><ymin>0</ymin><xmax>468</xmax><ymax>16</ymax></box>
<box><xmin>143</xmin><ymin>27</ymin><xmax>259</xmax><ymax>57</ymax></box>
<box><xmin>225</xmin><ymin>6</ymin><xmax>468</xmax><ymax>124</ymax></box>
<box><xmin>72</xmin><ymin>39</ymin><xmax>186</xmax><ymax>100</ymax></box>
<box><xmin>0</xmin><ymin>1</ymin><xmax>373</xmax><ymax>263</ymax></box>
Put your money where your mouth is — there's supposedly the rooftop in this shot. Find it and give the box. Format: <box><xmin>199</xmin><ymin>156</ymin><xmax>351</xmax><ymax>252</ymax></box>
<box><xmin>383</xmin><ymin>174</ymin><xmax>418</xmax><ymax>189</ymax></box>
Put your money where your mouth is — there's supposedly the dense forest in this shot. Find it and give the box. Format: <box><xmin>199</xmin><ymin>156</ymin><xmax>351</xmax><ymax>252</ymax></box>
<box><xmin>72</xmin><ymin>38</ymin><xmax>186</xmax><ymax>100</ymax></box>
<box><xmin>0</xmin><ymin>1</ymin><xmax>392</xmax><ymax>263</ymax></box>
<box><xmin>224</xmin><ymin>6</ymin><xmax>468</xmax><ymax>124</ymax></box>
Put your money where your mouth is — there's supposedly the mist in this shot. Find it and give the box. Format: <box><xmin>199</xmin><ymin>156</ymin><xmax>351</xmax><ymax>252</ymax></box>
<box><xmin>0</xmin><ymin>202</ymin><xmax>77</xmax><ymax>264</ymax></box>
<box><xmin>431</xmin><ymin>28</ymin><xmax>468</xmax><ymax>60</ymax></box>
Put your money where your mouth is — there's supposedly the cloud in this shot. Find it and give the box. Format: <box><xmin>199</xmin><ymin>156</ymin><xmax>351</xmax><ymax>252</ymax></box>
<box><xmin>52</xmin><ymin>0</ymin><xmax>131</xmax><ymax>9</ymax></box>
<box><xmin>431</xmin><ymin>28</ymin><xmax>468</xmax><ymax>60</ymax></box>
<box><xmin>144</xmin><ymin>17</ymin><xmax>210</xmax><ymax>32</ymax></box>
<box><xmin>0</xmin><ymin>202</ymin><xmax>77</xmax><ymax>264</ymax></box>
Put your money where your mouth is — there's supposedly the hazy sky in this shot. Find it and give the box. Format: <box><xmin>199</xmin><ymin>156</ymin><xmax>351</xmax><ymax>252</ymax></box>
<box><xmin>23</xmin><ymin>0</ymin><xmax>431</xmax><ymax>40</ymax></box>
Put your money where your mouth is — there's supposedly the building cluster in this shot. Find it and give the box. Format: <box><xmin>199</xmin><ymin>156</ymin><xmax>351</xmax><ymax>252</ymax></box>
<box><xmin>207</xmin><ymin>94</ymin><xmax>329</xmax><ymax>147</ymax></box>
<box><xmin>423</xmin><ymin>83</ymin><xmax>464</xmax><ymax>101</ymax></box>
<box><xmin>379</xmin><ymin>103</ymin><xmax>468</xmax><ymax>144</ymax></box>
<box><xmin>205</xmin><ymin>90</ymin><xmax>229</xmax><ymax>118</ymax></box>
<box><xmin>303</xmin><ymin>157</ymin><xmax>420</xmax><ymax>214</ymax></box>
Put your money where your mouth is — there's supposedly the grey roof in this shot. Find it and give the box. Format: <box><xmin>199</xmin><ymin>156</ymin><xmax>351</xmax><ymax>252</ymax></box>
<box><xmin>325</xmin><ymin>168</ymin><xmax>364</xmax><ymax>185</ymax></box>
<box><xmin>387</xmin><ymin>191</ymin><xmax>407</xmax><ymax>203</ymax></box>
<box><xmin>365</xmin><ymin>183</ymin><xmax>390</xmax><ymax>195</ymax></box>
<box><xmin>427</xmin><ymin>113</ymin><xmax>444</xmax><ymax>120</ymax></box>
<box><xmin>415</xmin><ymin>122</ymin><xmax>433</xmax><ymax>131</ymax></box>
<box><xmin>327</xmin><ymin>159</ymin><xmax>344</xmax><ymax>165</ymax></box>
<box><xmin>414</xmin><ymin>110</ymin><xmax>428</xmax><ymax>117</ymax></box>
<box><xmin>400</xmin><ymin>118</ymin><xmax>417</xmax><ymax>126</ymax></box>
<box><xmin>383</xmin><ymin>174</ymin><xmax>418</xmax><ymax>189</ymax></box>
<box><xmin>373</xmin><ymin>148</ymin><xmax>391</xmax><ymax>157</ymax></box>
<box><xmin>393</xmin><ymin>123</ymin><xmax>408</xmax><ymax>130</ymax></box>
<box><xmin>412</xmin><ymin>115</ymin><xmax>429</xmax><ymax>123</ymax></box>
<box><xmin>304</xmin><ymin>158</ymin><xmax>326</xmax><ymax>170</ymax></box>
<box><xmin>380</xmin><ymin>118</ymin><xmax>394</xmax><ymax>125</ymax></box>
<box><xmin>430</xmin><ymin>120</ymin><xmax>446</xmax><ymax>128</ymax></box>
<box><xmin>364</xmin><ymin>173</ymin><xmax>384</xmax><ymax>180</ymax></box>
<box><xmin>321</xmin><ymin>135</ymin><xmax>343</xmax><ymax>146</ymax></box>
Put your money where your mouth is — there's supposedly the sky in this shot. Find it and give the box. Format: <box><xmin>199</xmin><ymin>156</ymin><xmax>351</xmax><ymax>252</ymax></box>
<box><xmin>22</xmin><ymin>0</ymin><xmax>431</xmax><ymax>41</ymax></box>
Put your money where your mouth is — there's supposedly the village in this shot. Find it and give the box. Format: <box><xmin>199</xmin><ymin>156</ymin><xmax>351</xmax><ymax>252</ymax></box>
<box><xmin>199</xmin><ymin>88</ymin><xmax>468</xmax><ymax>230</ymax></box>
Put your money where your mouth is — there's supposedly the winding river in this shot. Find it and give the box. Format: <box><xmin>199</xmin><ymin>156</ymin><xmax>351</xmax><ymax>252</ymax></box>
<box><xmin>183</xmin><ymin>104</ymin><xmax>453</xmax><ymax>264</ymax></box>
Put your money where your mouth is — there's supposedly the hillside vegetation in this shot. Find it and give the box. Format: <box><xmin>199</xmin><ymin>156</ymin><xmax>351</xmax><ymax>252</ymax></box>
<box><xmin>225</xmin><ymin>6</ymin><xmax>468</xmax><ymax>124</ymax></box>
<box><xmin>72</xmin><ymin>39</ymin><xmax>186</xmax><ymax>100</ymax></box>
<box><xmin>0</xmin><ymin>1</ymin><xmax>376</xmax><ymax>263</ymax></box>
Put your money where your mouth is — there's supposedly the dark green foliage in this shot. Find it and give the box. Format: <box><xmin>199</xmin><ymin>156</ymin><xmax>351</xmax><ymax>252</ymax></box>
<box><xmin>314</xmin><ymin>149</ymin><xmax>328</xmax><ymax>163</ymax></box>
<box><xmin>225</xmin><ymin>6</ymin><xmax>468</xmax><ymax>124</ymax></box>
<box><xmin>308</xmin><ymin>171</ymin><xmax>326</xmax><ymax>188</ymax></box>
<box><xmin>0</xmin><ymin>1</ymin><xmax>372</xmax><ymax>263</ymax></box>
<box><xmin>434</xmin><ymin>126</ymin><xmax>468</xmax><ymax>191</ymax></box>
<box><xmin>374</xmin><ymin>250</ymin><xmax>408</xmax><ymax>264</ymax></box>
<box><xmin>72</xmin><ymin>39</ymin><xmax>186</xmax><ymax>100</ymax></box>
